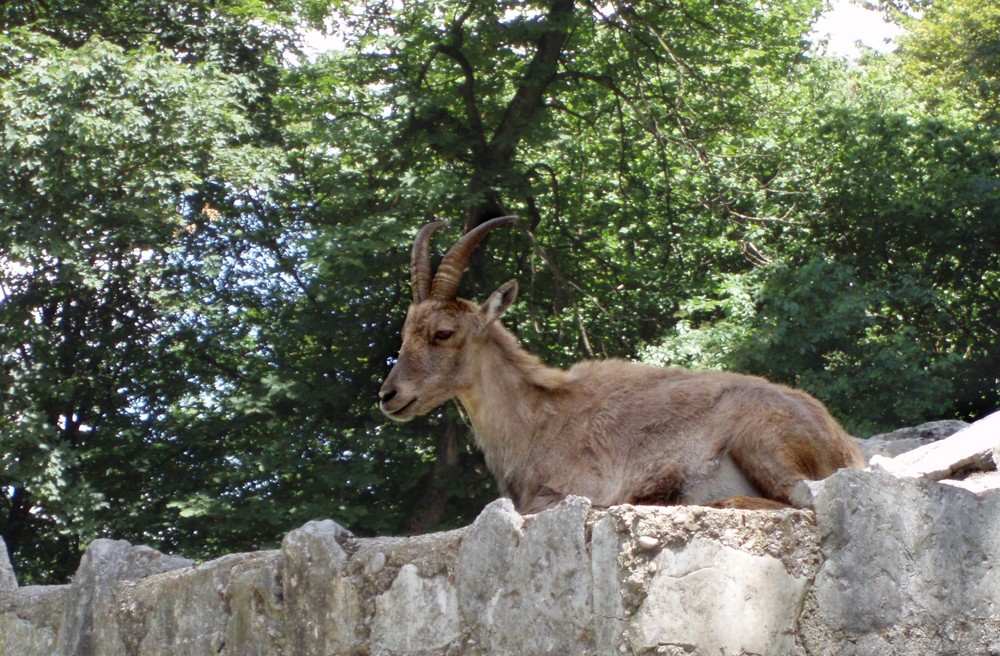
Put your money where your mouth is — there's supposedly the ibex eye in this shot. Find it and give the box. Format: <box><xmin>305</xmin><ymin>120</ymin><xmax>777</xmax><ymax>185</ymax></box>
<box><xmin>434</xmin><ymin>330</ymin><xmax>454</xmax><ymax>341</ymax></box>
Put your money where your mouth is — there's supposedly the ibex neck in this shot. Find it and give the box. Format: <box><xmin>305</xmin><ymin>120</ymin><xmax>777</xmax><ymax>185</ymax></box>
<box><xmin>456</xmin><ymin>325</ymin><xmax>566</xmax><ymax>478</ymax></box>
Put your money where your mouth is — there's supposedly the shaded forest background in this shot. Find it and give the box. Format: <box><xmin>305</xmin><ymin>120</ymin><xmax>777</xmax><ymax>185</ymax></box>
<box><xmin>1</xmin><ymin>0</ymin><xmax>997</xmax><ymax>583</ymax></box>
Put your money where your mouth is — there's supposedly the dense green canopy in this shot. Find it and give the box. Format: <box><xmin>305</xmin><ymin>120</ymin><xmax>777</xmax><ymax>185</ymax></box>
<box><xmin>2</xmin><ymin>0</ymin><xmax>997</xmax><ymax>582</ymax></box>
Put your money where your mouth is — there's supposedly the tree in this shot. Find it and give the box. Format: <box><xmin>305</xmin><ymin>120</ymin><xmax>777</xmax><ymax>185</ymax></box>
<box><xmin>0</xmin><ymin>29</ymin><xmax>283</xmax><ymax>581</ymax></box>
<box><xmin>6</xmin><ymin>0</ymin><xmax>996</xmax><ymax>584</ymax></box>
<box><xmin>867</xmin><ymin>0</ymin><xmax>1000</xmax><ymax>122</ymax></box>
<box><xmin>899</xmin><ymin>0</ymin><xmax>1000</xmax><ymax>123</ymax></box>
<box><xmin>285</xmin><ymin>0</ymin><xmax>825</xmax><ymax>530</ymax></box>
<box><xmin>643</xmin><ymin>55</ymin><xmax>1000</xmax><ymax>435</ymax></box>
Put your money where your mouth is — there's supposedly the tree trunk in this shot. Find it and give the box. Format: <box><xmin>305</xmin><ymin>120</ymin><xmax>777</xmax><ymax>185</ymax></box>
<box><xmin>403</xmin><ymin>0</ymin><xmax>577</xmax><ymax>533</ymax></box>
<box><xmin>404</xmin><ymin>413</ymin><xmax>463</xmax><ymax>534</ymax></box>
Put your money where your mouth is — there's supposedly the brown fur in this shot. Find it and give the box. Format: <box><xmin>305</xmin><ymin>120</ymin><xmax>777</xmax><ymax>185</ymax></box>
<box><xmin>380</xmin><ymin>291</ymin><xmax>864</xmax><ymax>514</ymax></box>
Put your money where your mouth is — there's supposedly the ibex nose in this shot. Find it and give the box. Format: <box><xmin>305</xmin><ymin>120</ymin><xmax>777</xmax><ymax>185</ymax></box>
<box><xmin>379</xmin><ymin>388</ymin><xmax>396</xmax><ymax>404</ymax></box>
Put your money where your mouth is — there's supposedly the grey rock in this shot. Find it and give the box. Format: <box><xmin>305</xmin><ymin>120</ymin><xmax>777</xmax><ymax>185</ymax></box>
<box><xmin>857</xmin><ymin>418</ymin><xmax>969</xmax><ymax>462</ymax></box>
<box><xmin>805</xmin><ymin>466</ymin><xmax>1000</xmax><ymax>655</ymax></box>
<box><xmin>55</xmin><ymin>538</ymin><xmax>193</xmax><ymax>656</ymax></box>
<box><xmin>281</xmin><ymin>519</ymin><xmax>362</xmax><ymax>656</ymax></box>
<box><xmin>0</xmin><ymin>612</ymin><xmax>57</xmax><ymax>656</ymax></box>
<box><xmin>593</xmin><ymin>504</ymin><xmax>820</xmax><ymax>656</ymax></box>
<box><xmin>117</xmin><ymin>552</ymin><xmax>255</xmax><ymax>656</ymax></box>
<box><xmin>629</xmin><ymin>537</ymin><xmax>809</xmax><ymax>655</ymax></box>
<box><xmin>0</xmin><ymin>537</ymin><xmax>15</xmax><ymax>592</ymax></box>
<box><xmin>4</xmin><ymin>416</ymin><xmax>1000</xmax><ymax>656</ymax></box>
<box><xmin>372</xmin><ymin>563</ymin><xmax>461</xmax><ymax>654</ymax></box>
<box><xmin>485</xmin><ymin>495</ymin><xmax>594</xmax><ymax>654</ymax></box>
<box><xmin>224</xmin><ymin>550</ymin><xmax>284</xmax><ymax>656</ymax></box>
<box><xmin>871</xmin><ymin>410</ymin><xmax>999</xmax><ymax>483</ymax></box>
<box><xmin>0</xmin><ymin>585</ymin><xmax>69</xmax><ymax>656</ymax></box>
<box><xmin>456</xmin><ymin>498</ymin><xmax>524</xmax><ymax>637</ymax></box>
<box><xmin>590</xmin><ymin>513</ymin><xmax>628</xmax><ymax>654</ymax></box>
<box><xmin>868</xmin><ymin>418</ymin><xmax>970</xmax><ymax>443</ymax></box>
<box><xmin>0</xmin><ymin>538</ymin><xmax>66</xmax><ymax>656</ymax></box>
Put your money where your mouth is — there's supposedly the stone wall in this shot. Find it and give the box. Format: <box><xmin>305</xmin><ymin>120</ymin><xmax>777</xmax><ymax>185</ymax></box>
<box><xmin>2</xmin><ymin>414</ymin><xmax>998</xmax><ymax>656</ymax></box>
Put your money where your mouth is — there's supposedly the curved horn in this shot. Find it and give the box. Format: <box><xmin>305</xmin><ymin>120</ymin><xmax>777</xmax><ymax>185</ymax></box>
<box><xmin>411</xmin><ymin>221</ymin><xmax>449</xmax><ymax>303</ymax></box>
<box><xmin>430</xmin><ymin>215</ymin><xmax>519</xmax><ymax>301</ymax></box>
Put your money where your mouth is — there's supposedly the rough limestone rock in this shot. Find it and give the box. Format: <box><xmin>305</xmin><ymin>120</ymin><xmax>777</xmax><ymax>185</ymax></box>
<box><xmin>456</xmin><ymin>497</ymin><xmax>524</xmax><ymax>640</ymax></box>
<box><xmin>281</xmin><ymin>519</ymin><xmax>361</xmax><ymax>655</ymax></box>
<box><xmin>871</xmin><ymin>411</ymin><xmax>999</xmax><ymax>482</ymax></box>
<box><xmin>802</xmin><ymin>468</ymin><xmax>1000</xmax><ymax>655</ymax></box>
<box><xmin>56</xmin><ymin>539</ymin><xmax>195</xmax><ymax>656</ymax></box>
<box><xmin>592</xmin><ymin>504</ymin><xmax>819</xmax><ymax>655</ymax></box>
<box><xmin>0</xmin><ymin>538</ymin><xmax>15</xmax><ymax>593</ymax></box>
<box><xmin>0</xmin><ymin>584</ymin><xmax>68</xmax><ymax>656</ymax></box>
<box><xmin>856</xmin><ymin>418</ymin><xmax>969</xmax><ymax>462</ymax></box>
<box><xmin>0</xmin><ymin>413</ymin><xmax>998</xmax><ymax>655</ymax></box>
<box><xmin>475</xmin><ymin>495</ymin><xmax>594</xmax><ymax>654</ymax></box>
<box><xmin>121</xmin><ymin>550</ymin><xmax>284</xmax><ymax>656</ymax></box>
<box><xmin>0</xmin><ymin>539</ymin><xmax>66</xmax><ymax>656</ymax></box>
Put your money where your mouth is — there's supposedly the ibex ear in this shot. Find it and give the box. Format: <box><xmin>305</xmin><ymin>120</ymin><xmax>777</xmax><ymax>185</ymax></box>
<box><xmin>479</xmin><ymin>279</ymin><xmax>518</xmax><ymax>329</ymax></box>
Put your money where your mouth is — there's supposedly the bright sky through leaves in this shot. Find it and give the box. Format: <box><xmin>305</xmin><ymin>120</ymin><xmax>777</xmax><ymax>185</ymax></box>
<box><xmin>811</xmin><ymin>0</ymin><xmax>903</xmax><ymax>58</ymax></box>
<box><xmin>300</xmin><ymin>1</ymin><xmax>903</xmax><ymax>61</ymax></box>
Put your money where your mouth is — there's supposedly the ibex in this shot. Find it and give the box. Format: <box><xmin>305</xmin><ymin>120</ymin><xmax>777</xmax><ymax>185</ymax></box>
<box><xmin>379</xmin><ymin>216</ymin><xmax>864</xmax><ymax>512</ymax></box>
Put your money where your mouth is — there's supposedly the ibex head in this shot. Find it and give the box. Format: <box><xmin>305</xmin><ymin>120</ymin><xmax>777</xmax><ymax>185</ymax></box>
<box><xmin>379</xmin><ymin>216</ymin><xmax>519</xmax><ymax>422</ymax></box>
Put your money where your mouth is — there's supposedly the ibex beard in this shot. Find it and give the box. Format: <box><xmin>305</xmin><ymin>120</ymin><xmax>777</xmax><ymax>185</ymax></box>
<box><xmin>379</xmin><ymin>216</ymin><xmax>864</xmax><ymax>514</ymax></box>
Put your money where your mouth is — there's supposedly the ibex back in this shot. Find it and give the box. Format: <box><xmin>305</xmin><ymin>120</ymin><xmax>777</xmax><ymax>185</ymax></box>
<box><xmin>379</xmin><ymin>217</ymin><xmax>864</xmax><ymax>513</ymax></box>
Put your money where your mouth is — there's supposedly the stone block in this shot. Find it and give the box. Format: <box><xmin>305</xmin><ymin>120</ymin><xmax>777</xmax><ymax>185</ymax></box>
<box><xmin>593</xmin><ymin>504</ymin><xmax>820</xmax><ymax>656</ymax></box>
<box><xmin>629</xmin><ymin>537</ymin><xmax>810</xmax><ymax>655</ymax></box>
<box><xmin>0</xmin><ymin>585</ymin><xmax>68</xmax><ymax>656</ymax></box>
<box><xmin>805</xmin><ymin>467</ymin><xmax>1000</xmax><ymax>654</ymax></box>
<box><xmin>456</xmin><ymin>498</ymin><xmax>524</xmax><ymax>637</ymax></box>
<box><xmin>116</xmin><ymin>551</ymin><xmax>264</xmax><ymax>656</ymax></box>
<box><xmin>871</xmin><ymin>410</ymin><xmax>999</xmax><ymax>481</ymax></box>
<box><xmin>281</xmin><ymin>519</ymin><xmax>362</xmax><ymax>656</ymax></box>
<box><xmin>0</xmin><ymin>537</ymin><xmax>16</xmax><ymax>592</ymax></box>
<box><xmin>372</xmin><ymin>563</ymin><xmax>460</xmax><ymax>654</ymax></box>
<box><xmin>55</xmin><ymin>539</ymin><xmax>193</xmax><ymax>656</ymax></box>
<box><xmin>483</xmin><ymin>496</ymin><xmax>594</xmax><ymax>654</ymax></box>
<box><xmin>224</xmin><ymin>551</ymin><xmax>284</xmax><ymax>656</ymax></box>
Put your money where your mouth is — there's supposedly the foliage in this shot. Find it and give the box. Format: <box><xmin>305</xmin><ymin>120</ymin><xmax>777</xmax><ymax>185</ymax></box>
<box><xmin>0</xmin><ymin>27</ymin><xmax>287</xmax><ymax>580</ymax></box>
<box><xmin>273</xmin><ymin>0</ymin><xmax>829</xmax><ymax>541</ymax></box>
<box><xmin>643</xmin><ymin>56</ymin><xmax>1000</xmax><ymax>435</ymax></box>
<box><xmin>1</xmin><ymin>0</ymin><xmax>998</xmax><ymax>582</ymax></box>
<box><xmin>896</xmin><ymin>0</ymin><xmax>1000</xmax><ymax>123</ymax></box>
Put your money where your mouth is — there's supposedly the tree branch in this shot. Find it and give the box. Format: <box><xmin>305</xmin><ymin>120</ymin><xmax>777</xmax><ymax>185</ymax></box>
<box><xmin>436</xmin><ymin>39</ymin><xmax>488</xmax><ymax>157</ymax></box>
<box><xmin>489</xmin><ymin>0</ymin><xmax>576</xmax><ymax>165</ymax></box>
